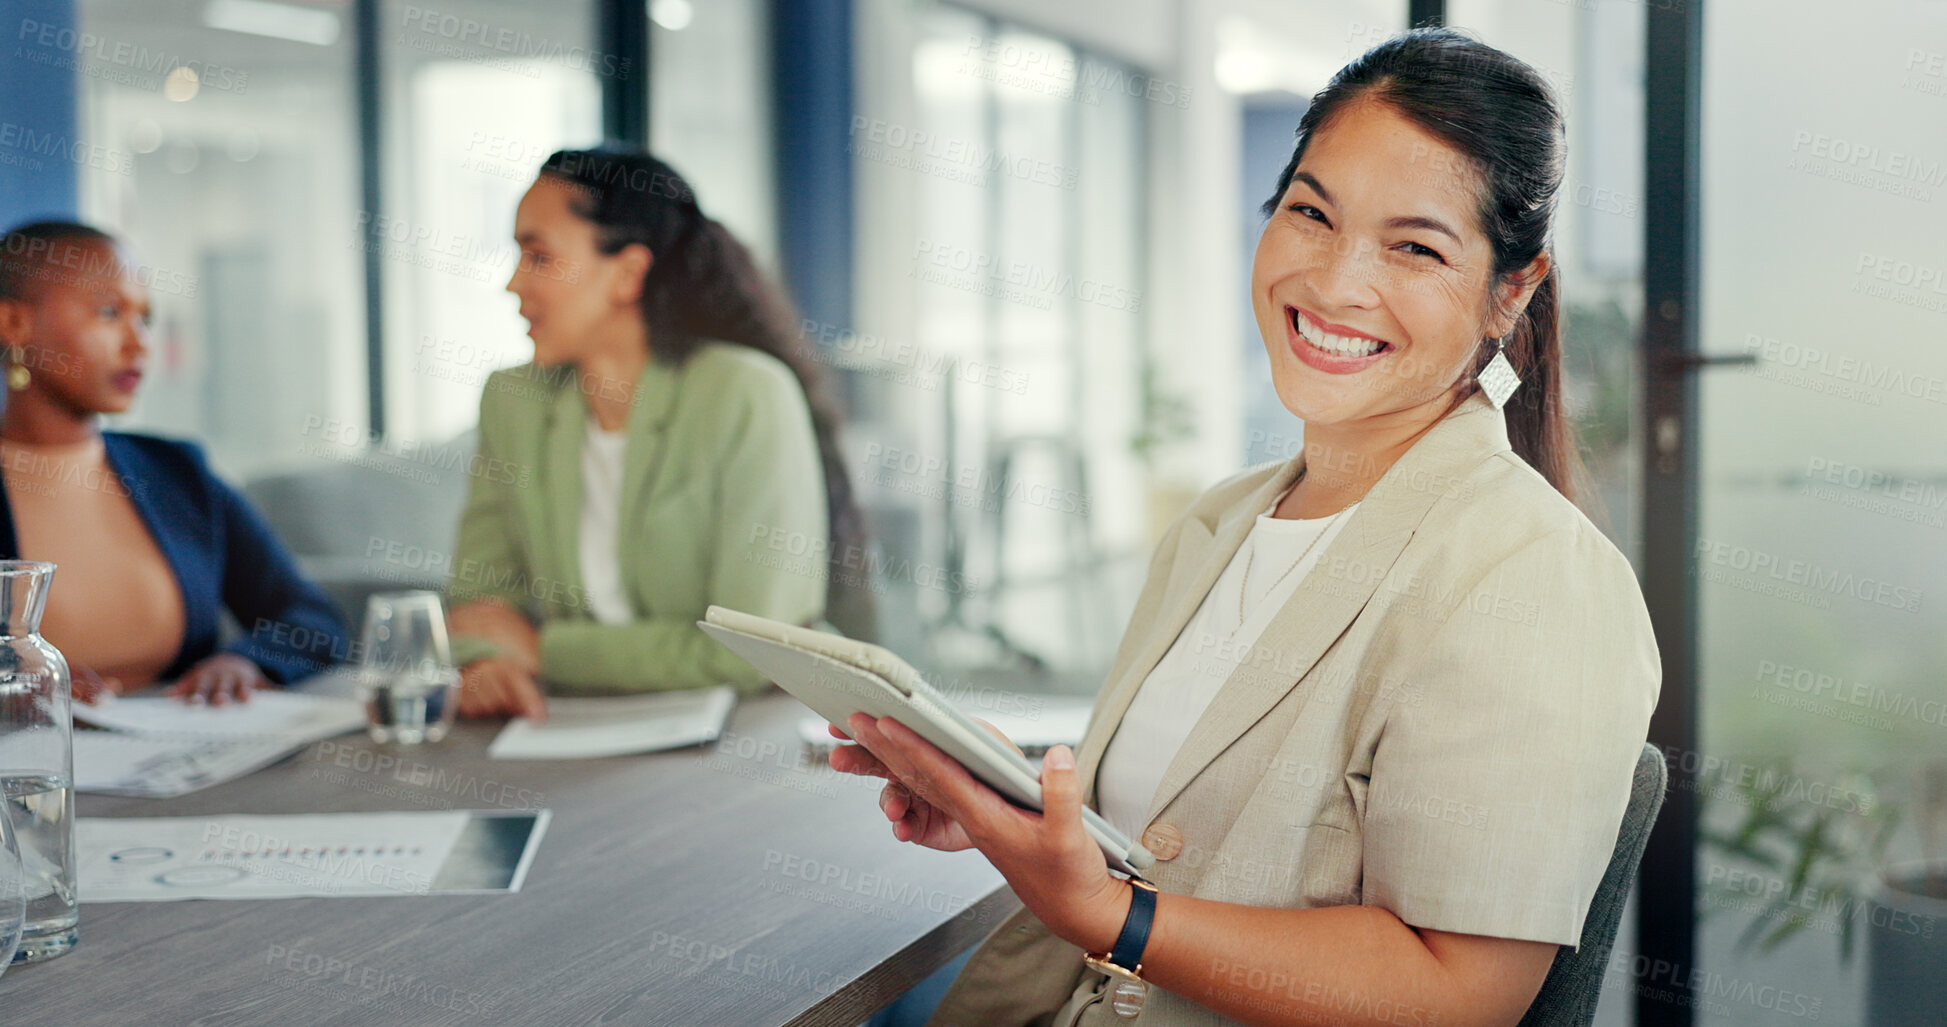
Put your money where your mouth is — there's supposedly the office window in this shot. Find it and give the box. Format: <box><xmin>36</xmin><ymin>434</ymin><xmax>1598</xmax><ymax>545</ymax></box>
<box><xmin>847</xmin><ymin>8</ymin><xmax>1150</xmax><ymax>681</ymax></box>
<box><xmin>71</xmin><ymin>0</ymin><xmax>364</xmax><ymax>478</ymax></box>
<box><xmin>377</xmin><ymin>0</ymin><xmax>603</xmax><ymax>446</ymax></box>
<box><xmin>650</xmin><ymin>0</ymin><xmax>776</xmax><ymax>270</ymax></box>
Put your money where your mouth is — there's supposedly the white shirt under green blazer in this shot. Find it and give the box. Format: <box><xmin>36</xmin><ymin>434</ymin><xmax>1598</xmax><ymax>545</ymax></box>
<box><xmin>927</xmin><ymin>388</ymin><xmax>1663</xmax><ymax>1027</ymax></box>
<box><xmin>448</xmin><ymin>342</ymin><xmax>828</xmax><ymax>693</ymax></box>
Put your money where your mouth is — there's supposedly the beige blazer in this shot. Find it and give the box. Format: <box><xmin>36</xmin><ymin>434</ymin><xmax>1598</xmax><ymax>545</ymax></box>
<box><xmin>926</xmin><ymin>389</ymin><xmax>1662</xmax><ymax>1027</ymax></box>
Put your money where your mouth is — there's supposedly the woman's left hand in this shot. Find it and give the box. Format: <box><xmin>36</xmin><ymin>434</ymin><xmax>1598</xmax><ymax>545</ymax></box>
<box><xmin>168</xmin><ymin>654</ymin><xmax>271</xmax><ymax>705</ymax></box>
<box><xmin>842</xmin><ymin>713</ymin><xmax>1130</xmax><ymax>952</ymax></box>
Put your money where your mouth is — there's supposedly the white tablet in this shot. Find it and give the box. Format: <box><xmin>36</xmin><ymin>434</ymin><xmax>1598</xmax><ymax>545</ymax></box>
<box><xmin>698</xmin><ymin>606</ymin><xmax>1153</xmax><ymax>876</ymax></box>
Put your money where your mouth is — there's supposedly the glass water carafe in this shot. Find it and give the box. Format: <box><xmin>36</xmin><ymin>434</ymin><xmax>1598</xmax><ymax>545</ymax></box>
<box><xmin>0</xmin><ymin>561</ymin><xmax>75</xmax><ymax>963</ymax></box>
<box><xmin>0</xmin><ymin>800</ymin><xmax>24</xmax><ymax>974</ymax></box>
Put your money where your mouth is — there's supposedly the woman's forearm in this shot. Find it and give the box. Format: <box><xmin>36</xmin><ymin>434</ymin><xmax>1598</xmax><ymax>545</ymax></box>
<box><xmin>1076</xmin><ymin>892</ymin><xmax>1543</xmax><ymax>1027</ymax></box>
<box><xmin>838</xmin><ymin>718</ymin><xmax>1553</xmax><ymax>1027</ymax></box>
<box><xmin>448</xmin><ymin>598</ymin><xmax>540</xmax><ymax>670</ymax></box>
<box><xmin>536</xmin><ymin>616</ymin><xmax>769</xmax><ymax>693</ymax></box>
<box><xmin>1141</xmin><ymin>898</ymin><xmax>1453</xmax><ymax>1027</ymax></box>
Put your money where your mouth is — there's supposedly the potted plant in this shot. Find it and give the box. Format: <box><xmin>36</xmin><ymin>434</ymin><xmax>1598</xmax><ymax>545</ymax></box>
<box><xmin>1700</xmin><ymin>756</ymin><xmax>1946</xmax><ymax>1025</ymax></box>
<box><xmin>1863</xmin><ymin>761</ymin><xmax>1946</xmax><ymax>1027</ymax></box>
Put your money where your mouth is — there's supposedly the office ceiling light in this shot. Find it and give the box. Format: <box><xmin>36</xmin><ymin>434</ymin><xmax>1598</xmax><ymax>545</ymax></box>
<box><xmin>913</xmin><ymin>38</ymin><xmax>982</xmax><ymax>103</ymax></box>
<box><xmin>203</xmin><ymin>0</ymin><xmax>342</xmax><ymax>46</ymax></box>
<box><xmin>650</xmin><ymin>0</ymin><xmax>693</xmax><ymax>32</ymax></box>
<box><xmin>163</xmin><ymin>66</ymin><xmax>201</xmax><ymax>101</ymax></box>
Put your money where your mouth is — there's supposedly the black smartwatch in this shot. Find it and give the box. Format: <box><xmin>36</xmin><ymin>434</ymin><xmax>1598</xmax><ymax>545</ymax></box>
<box><xmin>1082</xmin><ymin>876</ymin><xmax>1159</xmax><ymax>1019</ymax></box>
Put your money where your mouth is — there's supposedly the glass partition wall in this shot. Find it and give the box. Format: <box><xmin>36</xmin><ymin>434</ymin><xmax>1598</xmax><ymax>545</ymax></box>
<box><xmin>1691</xmin><ymin>1</ymin><xmax>1947</xmax><ymax>1023</ymax></box>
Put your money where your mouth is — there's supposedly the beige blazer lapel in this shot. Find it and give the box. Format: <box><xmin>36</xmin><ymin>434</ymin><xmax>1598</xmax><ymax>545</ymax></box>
<box><xmin>1076</xmin><ymin>464</ymin><xmax>1299</xmax><ymax>805</ymax></box>
<box><xmin>1073</xmin><ymin>513</ymin><xmax>1218</xmax><ymax>805</ymax></box>
<box><xmin>1139</xmin><ymin>474</ymin><xmax>1425</xmax><ymax>825</ymax></box>
<box><xmin>1099</xmin><ymin>391</ymin><xmax>1512</xmax><ymax>826</ymax></box>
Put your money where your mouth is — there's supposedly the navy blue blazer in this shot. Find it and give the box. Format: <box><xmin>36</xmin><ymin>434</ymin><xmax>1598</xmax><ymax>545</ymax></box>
<box><xmin>0</xmin><ymin>432</ymin><xmax>350</xmax><ymax>684</ymax></box>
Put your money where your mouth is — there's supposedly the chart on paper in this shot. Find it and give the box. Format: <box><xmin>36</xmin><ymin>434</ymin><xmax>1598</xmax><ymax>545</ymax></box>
<box><xmin>76</xmin><ymin>810</ymin><xmax>549</xmax><ymax>902</ymax></box>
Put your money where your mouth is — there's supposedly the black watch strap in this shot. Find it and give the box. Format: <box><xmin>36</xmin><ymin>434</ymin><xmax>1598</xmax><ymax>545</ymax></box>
<box><xmin>1107</xmin><ymin>877</ymin><xmax>1159</xmax><ymax>972</ymax></box>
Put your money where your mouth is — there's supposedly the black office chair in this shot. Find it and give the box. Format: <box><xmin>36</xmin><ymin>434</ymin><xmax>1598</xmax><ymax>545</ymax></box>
<box><xmin>1517</xmin><ymin>743</ymin><xmax>1670</xmax><ymax>1026</ymax></box>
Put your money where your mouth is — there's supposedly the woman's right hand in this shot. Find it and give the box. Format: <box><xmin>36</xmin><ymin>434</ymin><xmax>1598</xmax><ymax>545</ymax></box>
<box><xmin>72</xmin><ymin>666</ymin><xmax>124</xmax><ymax>705</ymax></box>
<box><xmin>457</xmin><ymin>656</ymin><xmax>547</xmax><ymax>721</ymax></box>
<box><xmin>828</xmin><ymin>715</ymin><xmax>1021</xmax><ymax>852</ymax></box>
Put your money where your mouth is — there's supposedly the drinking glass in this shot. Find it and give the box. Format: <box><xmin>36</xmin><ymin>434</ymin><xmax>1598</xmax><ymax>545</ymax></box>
<box><xmin>356</xmin><ymin>591</ymin><xmax>460</xmax><ymax>744</ymax></box>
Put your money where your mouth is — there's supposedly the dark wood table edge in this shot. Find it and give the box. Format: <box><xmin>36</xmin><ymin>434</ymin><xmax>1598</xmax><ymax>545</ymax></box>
<box><xmin>784</xmin><ymin>884</ymin><xmax>1022</xmax><ymax>1027</ymax></box>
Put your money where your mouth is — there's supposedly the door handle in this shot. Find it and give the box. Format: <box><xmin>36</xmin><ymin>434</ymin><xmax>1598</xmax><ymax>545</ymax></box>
<box><xmin>1655</xmin><ymin>351</ymin><xmax>1759</xmax><ymax>375</ymax></box>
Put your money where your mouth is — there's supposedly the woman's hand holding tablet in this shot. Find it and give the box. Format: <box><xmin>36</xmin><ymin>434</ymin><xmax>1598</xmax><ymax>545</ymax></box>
<box><xmin>696</xmin><ymin>605</ymin><xmax>1154</xmax><ymax>876</ymax></box>
<box><xmin>828</xmin><ymin>715</ymin><xmax>1022</xmax><ymax>852</ymax></box>
<box><xmin>830</xmin><ymin>713</ymin><xmax>1136</xmax><ymax>957</ymax></box>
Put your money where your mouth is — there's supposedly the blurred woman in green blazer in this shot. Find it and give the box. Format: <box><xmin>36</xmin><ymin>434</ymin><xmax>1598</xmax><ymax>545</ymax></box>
<box><xmin>448</xmin><ymin>147</ymin><xmax>865</xmax><ymax>718</ymax></box>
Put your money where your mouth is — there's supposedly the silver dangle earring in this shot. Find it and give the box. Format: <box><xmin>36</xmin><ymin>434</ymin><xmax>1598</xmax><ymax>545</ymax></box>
<box><xmin>1477</xmin><ymin>333</ymin><xmax>1522</xmax><ymax>410</ymax></box>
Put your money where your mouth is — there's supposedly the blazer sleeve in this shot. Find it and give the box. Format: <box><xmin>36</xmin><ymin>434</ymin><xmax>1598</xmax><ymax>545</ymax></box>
<box><xmin>191</xmin><ymin>449</ymin><xmax>353</xmax><ymax>683</ymax></box>
<box><xmin>536</xmin><ymin>359</ymin><xmax>828</xmax><ymax>693</ymax></box>
<box><xmin>447</xmin><ymin>372</ymin><xmax>537</xmax><ymax>667</ymax></box>
<box><xmin>1360</xmin><ymin>525</ymin><xmax>1662</xmax><ymax>948</ymax></box>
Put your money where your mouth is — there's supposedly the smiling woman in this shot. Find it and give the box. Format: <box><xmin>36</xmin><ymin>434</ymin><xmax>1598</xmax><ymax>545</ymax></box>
<box><xmin>829</xmin><ymin>27</ymin><xmax>1660</xmax><ymax>1027</ymax></box>
<box><xmin>1250</xmin><ymin>57</ymin><xmax>1580</xmax><ymax>518</ymax></box>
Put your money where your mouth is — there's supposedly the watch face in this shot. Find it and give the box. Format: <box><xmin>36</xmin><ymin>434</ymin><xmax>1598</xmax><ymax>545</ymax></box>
<box><xmin>1108</xmin><ymin>977</ymin><xmax>1148</xmax><ymax>1018</ymax></box>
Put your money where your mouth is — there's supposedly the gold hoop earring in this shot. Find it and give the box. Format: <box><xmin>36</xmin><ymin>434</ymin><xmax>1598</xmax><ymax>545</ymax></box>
<box><xmin>5</xmin><ymin>347</ymin><xmax>29</xmax><ymax>392</ymax></box>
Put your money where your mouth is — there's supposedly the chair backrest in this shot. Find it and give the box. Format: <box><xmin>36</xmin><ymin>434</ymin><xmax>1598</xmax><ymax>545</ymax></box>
<box><xmin>243</xmin><ymin>439</ymin><xmax>473</xmax><ymax>623</ymax></box>
<box><xmin>242</xmin><ymin>436</ymin><xmax>472</xmax><ymax>560</ymax></box>
<box><xmin>1516</xmin><ymin>743</ymin><xmax>1669</xmax><ymax>1027</ymax></box>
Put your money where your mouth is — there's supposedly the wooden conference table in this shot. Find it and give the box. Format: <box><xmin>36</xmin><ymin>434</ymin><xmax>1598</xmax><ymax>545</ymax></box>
<box><xmin>0</xmin><ymin>691</ymin><xmax>1019</xmax><ymax>1026</ymax></box>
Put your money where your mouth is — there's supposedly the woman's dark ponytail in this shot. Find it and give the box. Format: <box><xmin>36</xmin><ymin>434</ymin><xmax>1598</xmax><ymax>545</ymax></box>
<box><xmin>1475</xmin><ymin>261</ymin><xmax>1591</xmax><ymax>509</ymax></box>
<box><xmin>539</xmin><ymin>147</ymin><xmax>872</xmax><ymax>633</ymax></box>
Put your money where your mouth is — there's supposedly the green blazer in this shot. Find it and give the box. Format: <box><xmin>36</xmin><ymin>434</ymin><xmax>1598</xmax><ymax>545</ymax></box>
<box><xmin>447</xmin><ymin>342</ymin><xmax>829</xmax><ymax>694</ymax></box>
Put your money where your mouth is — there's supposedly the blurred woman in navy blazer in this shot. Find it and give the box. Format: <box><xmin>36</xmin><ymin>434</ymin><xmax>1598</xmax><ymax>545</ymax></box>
<box><xmin>0</xmin><ymin>221</ymin><xmax>348</xmax><ymax>703</ymax></box>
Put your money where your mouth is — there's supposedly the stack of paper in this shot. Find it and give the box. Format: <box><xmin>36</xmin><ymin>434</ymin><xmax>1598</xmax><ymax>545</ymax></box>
<box><xmin>74</xmin><ymin>690</ymin><xmax>368</xmax><ymax>798</ymax></box>
<box><xmin>73</xmin><ymin>733</ymin><xmax>302</xmax><ymax>799</ymax></box>
<box><xmin>488</xmin><ymin>686</ymin><xmax>737</xmax><ymax>760</ymax></box>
